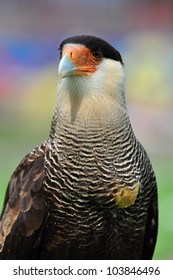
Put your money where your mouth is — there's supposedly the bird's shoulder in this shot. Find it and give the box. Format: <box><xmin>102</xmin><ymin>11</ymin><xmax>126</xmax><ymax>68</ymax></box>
<box><xmin>0</xmin><ymin>142</ymin><xmax>47</xmax><ymax>256</ymax></box>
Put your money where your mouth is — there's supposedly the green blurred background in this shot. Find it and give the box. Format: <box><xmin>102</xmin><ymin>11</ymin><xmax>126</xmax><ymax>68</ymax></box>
<box><xmin>0</xmin><ymin>0</ymin><xmax>173</xmax><ymax>259</ymax></box>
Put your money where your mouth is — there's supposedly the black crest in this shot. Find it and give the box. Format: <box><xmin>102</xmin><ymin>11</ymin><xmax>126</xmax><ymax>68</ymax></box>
<box><xmin>59</xmin><ymin>35</ymin><xmax>123</xmax><ymax>64</ymax></box>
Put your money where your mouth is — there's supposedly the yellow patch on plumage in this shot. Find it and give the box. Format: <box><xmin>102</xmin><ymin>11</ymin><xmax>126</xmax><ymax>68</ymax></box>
<box><xmin>113</xmin><ymin>182</ymin><xmax>140</xmax><ymax>208</ymax></box>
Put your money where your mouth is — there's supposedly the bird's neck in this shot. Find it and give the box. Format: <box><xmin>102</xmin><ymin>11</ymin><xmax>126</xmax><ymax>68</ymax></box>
<box><xmin>49</xmin><ymin>77</ymin><xmax>130</xmax><ymax>140</ymax></box>
<box><xmin>50</xmin><ymin>101</ymin><xmax>130</xmax><ymax>143</ymax></box>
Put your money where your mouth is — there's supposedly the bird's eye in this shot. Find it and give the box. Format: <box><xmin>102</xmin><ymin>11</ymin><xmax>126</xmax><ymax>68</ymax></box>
<box><xmin>91</xmin><ymin>50</ymin><xmax>102</xmax><ymax>61</ymax></box>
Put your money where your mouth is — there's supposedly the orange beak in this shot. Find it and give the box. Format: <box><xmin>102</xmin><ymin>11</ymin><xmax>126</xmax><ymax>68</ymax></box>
<box><xmin>58</xmin><ymin>45</ymin><xmax>97</xmax><ymax>78</ymax></box>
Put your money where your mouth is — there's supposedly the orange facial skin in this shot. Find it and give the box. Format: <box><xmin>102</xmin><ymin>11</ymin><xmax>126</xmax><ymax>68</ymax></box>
<box><xmin>62</xmin><ymin>45</ymin><xmax>102</xmax><ymax>76</ymax></box>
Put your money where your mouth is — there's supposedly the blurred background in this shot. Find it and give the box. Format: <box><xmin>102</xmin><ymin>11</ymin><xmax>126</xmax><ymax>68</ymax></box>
<box><xmin>0</xmin><ymin>0</ymin><xmax>173</xmax><ymax>259</ymax></box>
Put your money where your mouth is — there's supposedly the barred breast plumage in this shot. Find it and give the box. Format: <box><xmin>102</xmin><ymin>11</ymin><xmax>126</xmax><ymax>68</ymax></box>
<box><xmin>0</xmin><ymin>35</ymin><xmax>158</xmax><ymax>260</ymax></box>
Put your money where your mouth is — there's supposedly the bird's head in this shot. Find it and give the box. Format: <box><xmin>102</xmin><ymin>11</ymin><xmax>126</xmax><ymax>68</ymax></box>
<box><xmin>56</xmin><ymin>35</ymin><xmax>126</xmax><ymax>122</ymax></box>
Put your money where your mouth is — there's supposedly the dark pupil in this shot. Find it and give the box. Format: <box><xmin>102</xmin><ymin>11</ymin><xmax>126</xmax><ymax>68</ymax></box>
<box><xmin>92</xmin><ymin>50</ymin><xmax>102</xmax><ymax>58</ymax></box>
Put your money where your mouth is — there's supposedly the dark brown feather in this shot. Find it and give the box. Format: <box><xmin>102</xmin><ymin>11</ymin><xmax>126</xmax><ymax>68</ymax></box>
<box><xmin>0</xmin><ymin>144</ymin><xmax>47</xmax><ymax>259</ymax></box>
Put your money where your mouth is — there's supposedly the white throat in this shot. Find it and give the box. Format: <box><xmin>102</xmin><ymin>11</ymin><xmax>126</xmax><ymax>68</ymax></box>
<box><xmin>56</xmin><ymin>58</ymin><xmax>127</xmax><ymax>125</ymax></box>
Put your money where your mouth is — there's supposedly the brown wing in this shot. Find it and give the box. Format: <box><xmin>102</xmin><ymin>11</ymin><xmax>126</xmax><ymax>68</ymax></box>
<box><xmin>0</xmin><ymin>143</ymin><xmax>47</xmax><ymax>259</ymax></box>
<box><xmin>140</xmin><ymin>191</ymin><xmax>158</xmax><ymax>259</ymax></box>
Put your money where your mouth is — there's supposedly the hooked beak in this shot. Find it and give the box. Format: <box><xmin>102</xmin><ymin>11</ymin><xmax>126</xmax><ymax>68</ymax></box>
<box><xmin>58</xmin><ymin>45</ymin><xmax>97</xmax><ymax>78</ymax></box>
<box><xmin>58</xmin><ymin>55</ymin><xmax>76</xmax><ymax>78</ymax></box>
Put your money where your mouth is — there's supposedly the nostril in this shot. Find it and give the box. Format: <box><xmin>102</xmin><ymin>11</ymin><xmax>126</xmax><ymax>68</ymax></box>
<box><xmin>70</xmin><ymin>52</ymin><xmax>73</xmax><ymax>58</ymax></box>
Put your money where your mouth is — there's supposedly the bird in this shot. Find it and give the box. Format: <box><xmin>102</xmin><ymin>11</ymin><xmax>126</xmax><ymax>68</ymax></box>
<box><xmin>0</xmin><ymin>35</ymin><xmax>158</xmax><ymax>260</ymax></box>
